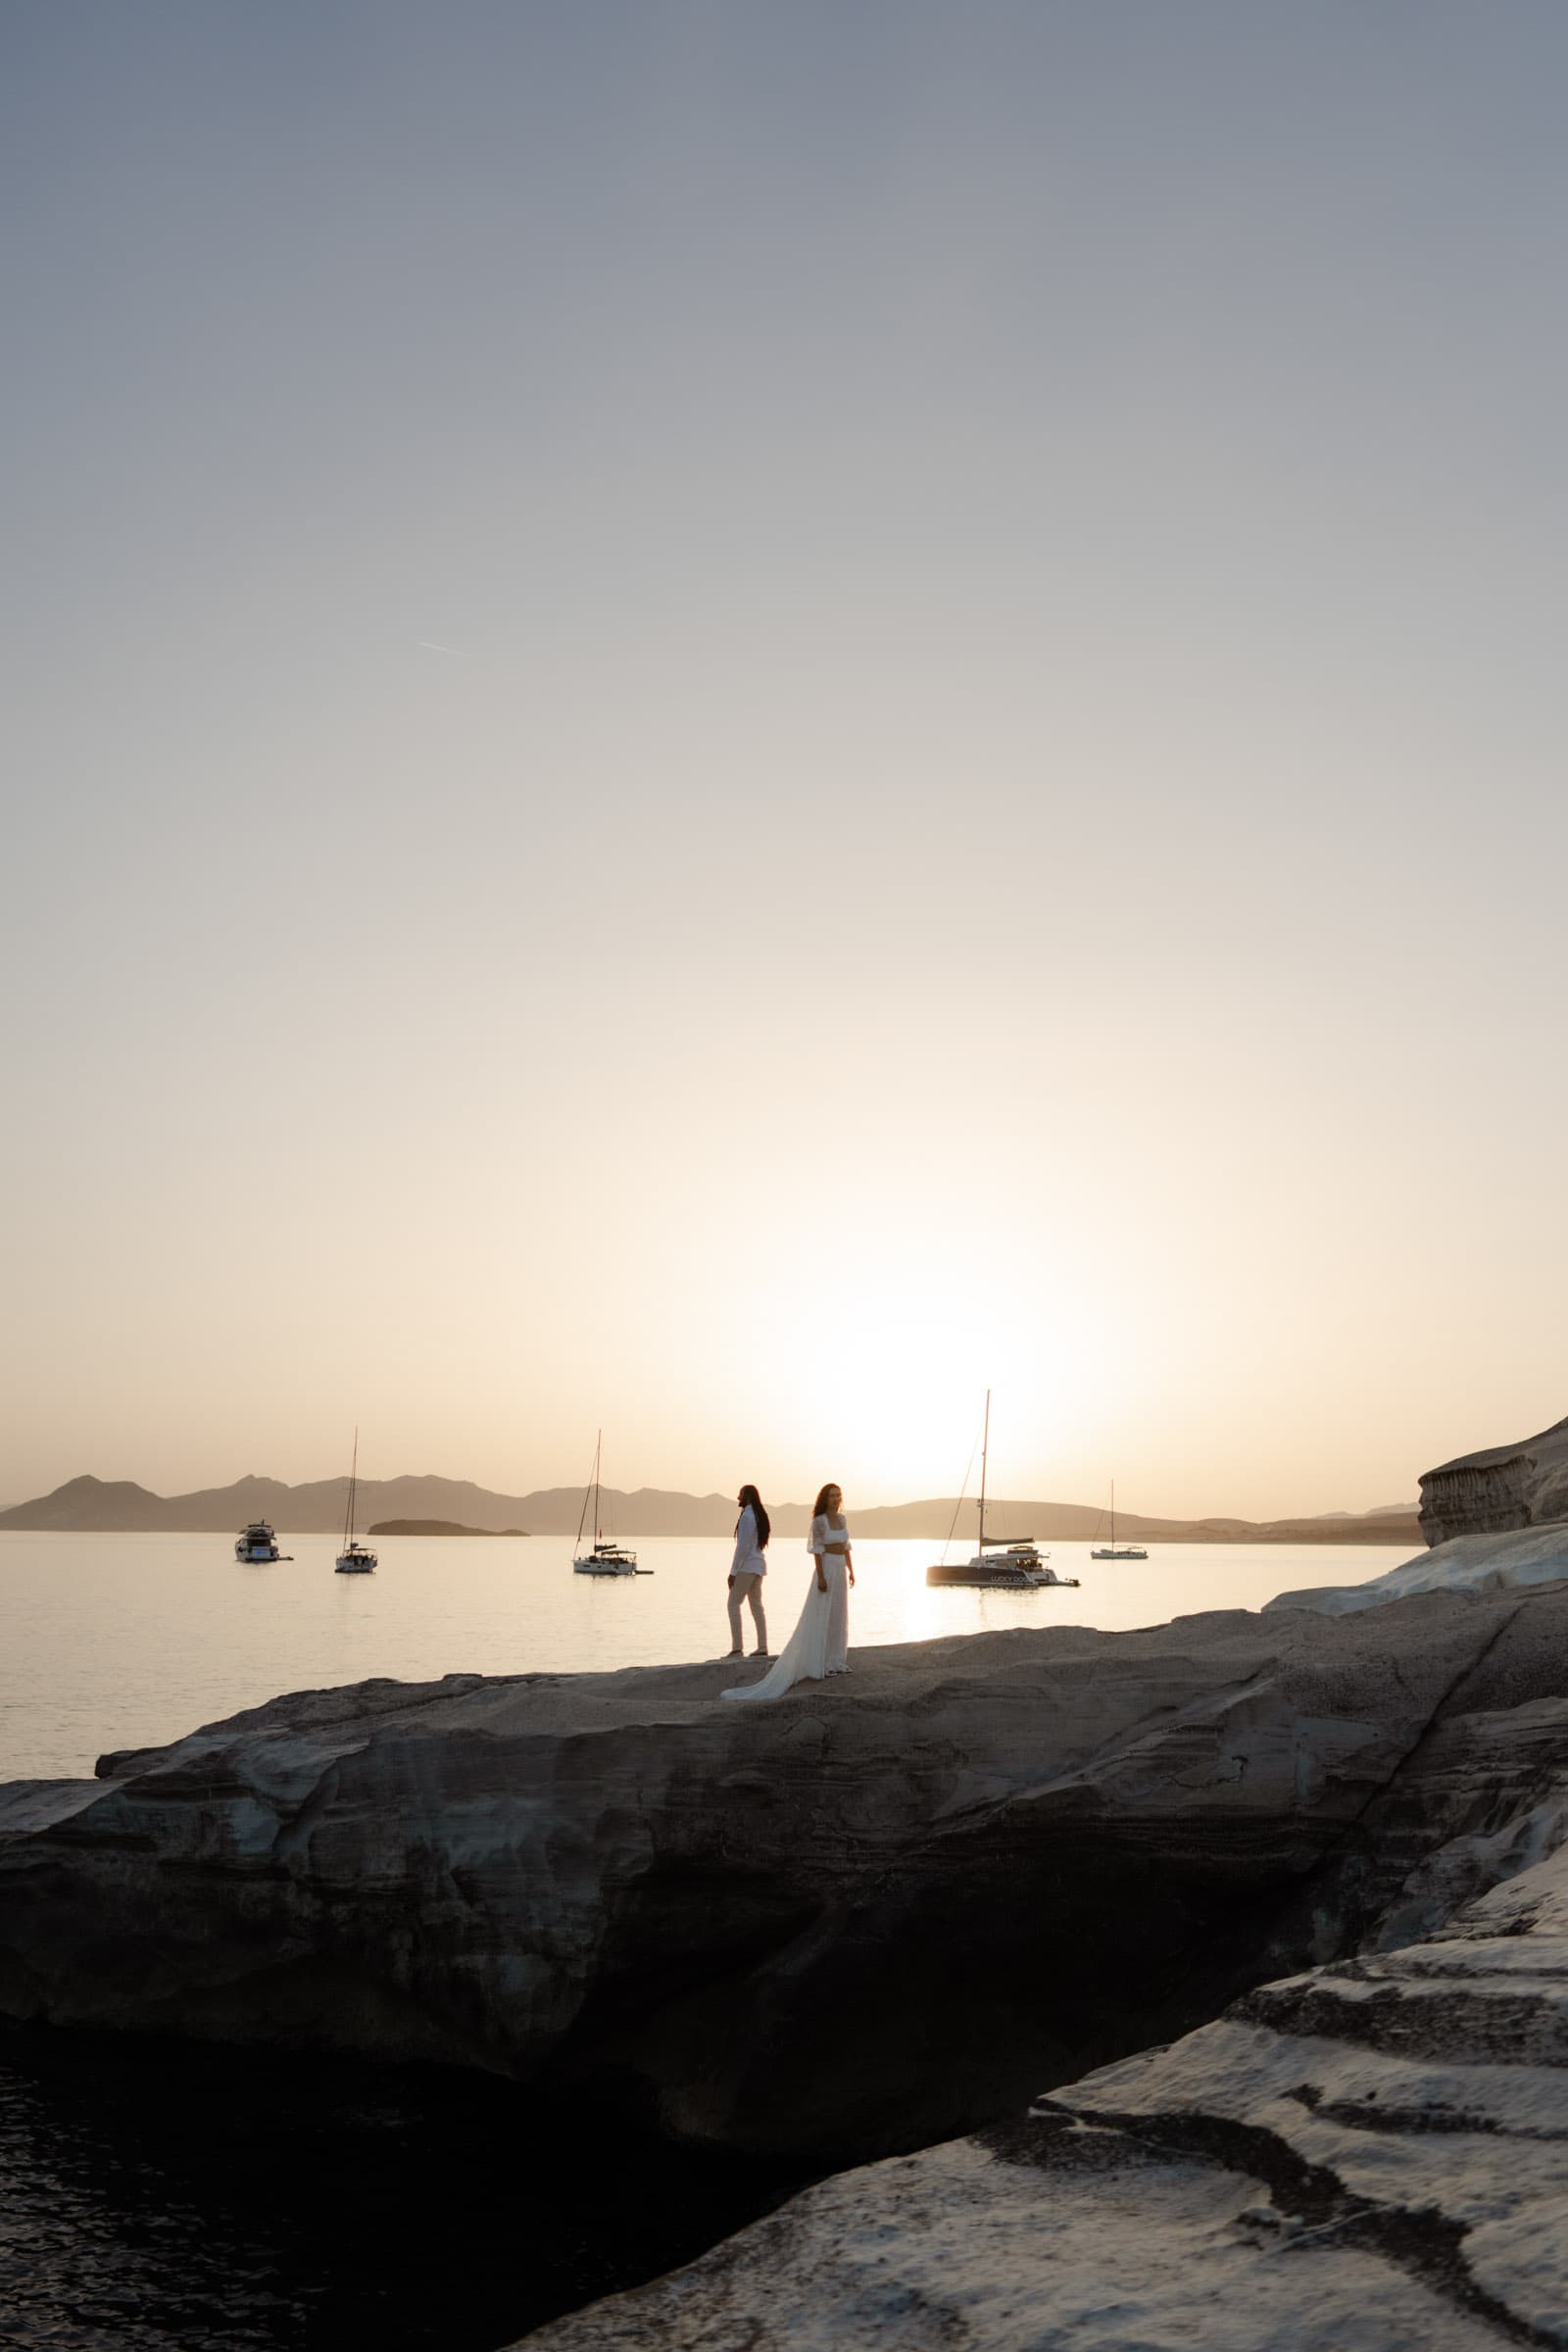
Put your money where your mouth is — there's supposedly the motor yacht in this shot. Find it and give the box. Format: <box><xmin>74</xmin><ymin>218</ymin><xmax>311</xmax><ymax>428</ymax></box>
<box><xmin>235</xmin><ymin>1521</ymin><xmax>286</xmax><ymax>1563</ymax></box>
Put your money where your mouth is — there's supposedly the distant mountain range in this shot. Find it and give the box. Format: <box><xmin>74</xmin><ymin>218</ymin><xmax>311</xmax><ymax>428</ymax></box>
<box><xmin>0</xmin><ymin>1473</ymin><xmax>1422</xmax><ymax>1546</ymax></box>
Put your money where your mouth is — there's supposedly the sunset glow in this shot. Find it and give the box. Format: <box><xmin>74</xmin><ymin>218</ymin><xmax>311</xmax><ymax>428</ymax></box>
<box><xmin>5</xmin><ymin>8</ymin><xmax>1567</xmax><ymax>1520</ymax></box>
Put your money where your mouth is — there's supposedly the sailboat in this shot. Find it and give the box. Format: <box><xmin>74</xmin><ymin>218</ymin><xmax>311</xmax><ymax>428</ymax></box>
<box><xmin>571</xmin><ymin>1432</ymin><xmax>643</xmax><ymax>1576</ymax></box>
<box><xmin>1090</xmin><ymin>1481</ymin><xmax>1148</xmax><ymax>1561</ymax></box>
<box><xmin>334</xmin><ymin>1429</ymin><xmax>377</xmax><ymax>1574</ymax></box>
<box><xmin>926</xmin><ymin>1392</ymin><xmax>1079</xmax><ymax>1589</ymax></box>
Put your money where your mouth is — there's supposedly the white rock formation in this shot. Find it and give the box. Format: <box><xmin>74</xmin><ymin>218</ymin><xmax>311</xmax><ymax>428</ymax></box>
<box><xmin>1267</xmin><ymin>1523</ymin><xmax>1568</xmax><ymax>1617</ymax></box>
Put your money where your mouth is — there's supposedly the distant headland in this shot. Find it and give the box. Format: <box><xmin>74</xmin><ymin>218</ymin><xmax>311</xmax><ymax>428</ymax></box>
<box><xmin>0</xmin><ymin>1471</ymin><xmax>1420</xmax><ymax>1545</ymax></box>
<box><xmin>367</xmin><ymin>1519</ymin><xmax>529</xmax><ymax>1539</ymax></box>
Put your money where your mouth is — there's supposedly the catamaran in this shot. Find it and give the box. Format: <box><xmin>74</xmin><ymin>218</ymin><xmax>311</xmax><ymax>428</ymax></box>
<box><xmin>572</xmin><ymin>1431</ymin><xmax>643</xmax><ymax>1576</ymax></box>
<box><xmin>926</xmin><ymin>1393</ymin><xmax>1079</xmax><ymax>1589</ymax></box>
<box><xmin>1090</xmin><ymin>1482</ymin><xmax>1148</xmax><ymax>1560</ymax></box>
<box><xmin>335</xmin><ymin>1429</ymin><xmax>377</xmax><ymax>1574</ymax></box>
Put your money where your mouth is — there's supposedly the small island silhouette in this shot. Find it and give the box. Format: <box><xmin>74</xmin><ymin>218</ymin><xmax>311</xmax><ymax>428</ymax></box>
<box><xmin>366</xmin><ymin>1519</ymin><xmax>529</xmax><ymax>1539</ymax></box>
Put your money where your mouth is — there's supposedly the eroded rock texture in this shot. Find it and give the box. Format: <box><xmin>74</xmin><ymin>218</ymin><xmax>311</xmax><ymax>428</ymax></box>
<box><xmin>5</xmin><ymin>1588</ymin><xmax>1568</xmax><ymax>2182</ymax></box>
<box><xmin>1421</xmin><ymin>1414</ymin><xmax>1568</xmax><ymax>1547</ymax></box>
<box><xmin>524</xmin><ymin>1721</ymin><xmax>1568</xmax><ymax>2351</ymax></box>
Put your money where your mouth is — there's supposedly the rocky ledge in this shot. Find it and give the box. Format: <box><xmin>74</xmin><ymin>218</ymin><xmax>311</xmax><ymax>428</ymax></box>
<box><xmin>5</xmin><ymin>1586</ymin><xmax>1568</xmax><ymax>2180</ymax></box>
<box><xmin>526</xmin><ymin>1824</ymin><xmax>1568</xmax><ymax>2349</ymax></box>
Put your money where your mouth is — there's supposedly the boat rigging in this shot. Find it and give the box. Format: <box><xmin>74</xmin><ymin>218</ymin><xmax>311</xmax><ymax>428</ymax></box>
<box><xmin>335</xmin><ymin>1428</ymin><xmax>377</xmax><ymax>1573</ymax></box>
<box><xmin>572</xmin><ymin>1431</ymin><xmax>646</xmax><ymax>1576</ymax></box>
<box><xmin>926</xmin><ymin>1392</ymin><xmax>1079</xmax><ymax>1589</ymax></box>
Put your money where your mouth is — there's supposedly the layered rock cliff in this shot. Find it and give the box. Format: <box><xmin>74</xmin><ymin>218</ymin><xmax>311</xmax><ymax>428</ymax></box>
<box><xmin>1420</xmin><ymin>1412</ymin><xmax>1568</xmax><ymax>1546</ymax></box>
<box><xmin>5</xmin><ymin>1589</ymin><xmax>1568</xmax><ymax>2176</ymax></box>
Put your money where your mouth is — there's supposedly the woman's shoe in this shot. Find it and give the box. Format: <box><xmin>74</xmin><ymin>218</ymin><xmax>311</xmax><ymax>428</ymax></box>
<box><xmin>752</xmin><ymin>1650</ymin><xmax>770</xmax><ymax>1659</ymax></box>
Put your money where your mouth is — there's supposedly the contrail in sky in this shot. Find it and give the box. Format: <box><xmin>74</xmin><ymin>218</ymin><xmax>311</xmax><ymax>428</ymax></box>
<box><xmin>416</xmin><ymin>639</ymin><xmax>472</xmax><ymax>658</ymax></box>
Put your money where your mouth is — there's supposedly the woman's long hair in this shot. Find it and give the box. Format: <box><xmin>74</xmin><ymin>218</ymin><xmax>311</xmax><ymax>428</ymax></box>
<box><xmin>811</xmin><ymin>1482</ymin><xmax>841</xmax><ymax>1520</ymax></box>
<box><xmin>737</xmin><ymin>1483</ymin><xmax>770</xmax><ymax>1549</ymax></box>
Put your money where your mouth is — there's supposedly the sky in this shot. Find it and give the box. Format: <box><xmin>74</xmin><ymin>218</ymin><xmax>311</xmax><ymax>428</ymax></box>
<box><xmin>4</xmin><ymin>2</ymin><xmax>1567</xmax><ymax>1518</ymax></box>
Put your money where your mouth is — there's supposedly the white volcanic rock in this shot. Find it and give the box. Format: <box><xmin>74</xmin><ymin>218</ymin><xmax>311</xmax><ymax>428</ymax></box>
<box><xmin>524</xmin><ymin>1817</ymin><xmax>1568</xmax><ymax>2351</ymax></box>
<box><xmin>1267</xmin><ymin>1524</ymin><xmax>1568</xmax><ymax>1617</ymax></box>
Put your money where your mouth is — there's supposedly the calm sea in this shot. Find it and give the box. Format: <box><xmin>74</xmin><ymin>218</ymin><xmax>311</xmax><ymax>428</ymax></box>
<box><xmin>0</xmin><ymin>1530</ymin><xmax>1405</xmax><ymax>1783</ymax></box>
<box><xmin>0</xmin><ymin>1530</ymin><xmax>1403</xmax><ymax>2350</ymax></box>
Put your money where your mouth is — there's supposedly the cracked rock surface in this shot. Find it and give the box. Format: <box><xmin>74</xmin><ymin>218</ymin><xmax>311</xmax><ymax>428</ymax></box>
<box><xmin>5</xmin><ymin>1586</ymin><xmax>1568</xmax><ymax>2189</ymax></box>
<box><xmin>523</xmin><ymin>1767</ymin><xmax>1568</xmax><ymax>2350</ymax></box>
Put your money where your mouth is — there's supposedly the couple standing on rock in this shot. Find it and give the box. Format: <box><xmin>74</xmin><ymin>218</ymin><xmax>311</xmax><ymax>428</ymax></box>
<box><xmin>721</xmin><ymin>1482</ymin><xmax>854</xmax><ymax>1704</ymax></box>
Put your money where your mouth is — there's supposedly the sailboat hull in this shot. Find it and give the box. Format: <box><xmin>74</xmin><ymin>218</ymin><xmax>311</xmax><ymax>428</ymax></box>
<box><xmin>573</xmin><ymin>1541</ymin><xmax>640</xmax><ymax>1576</ymax></box>
<box><xmin>925</xmin><ymin>1557</ymin><xmax>1078</xmax><ymax>1590</ymax></box>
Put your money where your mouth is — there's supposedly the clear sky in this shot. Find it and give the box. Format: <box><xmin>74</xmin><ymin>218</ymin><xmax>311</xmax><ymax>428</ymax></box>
<box><xmin>4</xmin><ymin>2</ymin><xmax>1566</xmax><ymax>1517</ymax></box>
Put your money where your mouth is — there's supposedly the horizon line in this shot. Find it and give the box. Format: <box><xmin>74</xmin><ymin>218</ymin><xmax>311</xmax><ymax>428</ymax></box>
<box><xmin>1</xmin><ymin>1466</ymin><xmax>1422</xmax><ymax>1528</ymax></box>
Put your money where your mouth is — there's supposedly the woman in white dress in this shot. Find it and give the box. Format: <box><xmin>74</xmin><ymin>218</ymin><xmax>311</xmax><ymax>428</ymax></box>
<box><xmin>722</xmin><ymin>1483</ymin><xmax>853</xmax><ymax>1703</ymax></box>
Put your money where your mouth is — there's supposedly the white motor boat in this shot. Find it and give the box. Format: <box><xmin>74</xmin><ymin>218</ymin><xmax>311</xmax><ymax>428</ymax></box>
<box><xmin>236</xmin><ymin>1520</ymin><xmax>288</xmax><ymax>1563</ymax></box>
<box><xmin>571</xmin><ymin>1433</ymin><xmax>645</xmax><ymax>1576</ymax></box>
<box><xmin>334</xmin><ymin>1430</ymin><xmax>377</xmax><ymax>1574</ymax></box>
<box><xmin>925</xmin><ymin>1395</ymin><xmax>1080</xmax><ymax>1589</ymax></box>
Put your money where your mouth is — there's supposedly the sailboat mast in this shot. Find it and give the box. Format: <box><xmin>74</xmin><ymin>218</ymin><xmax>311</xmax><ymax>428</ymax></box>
<box><xmin>344</xmin><ymin>1427</ymin><xmax>359</xmax><ymax>1550</ymax></box>
<box><xmin>594</xmin><ymin>1428</ymin><xmax>602</xmax><ymax>1544</ymax></box>
<box><xmin>1110</xmin><ymin>1479</ymin><xmax>1114</xmax><ymax>1549</ymax></box>
<box><xmin>978</xmin><ymin>1389</ymin><xmax>990</xmax><ymax>1549</ymax></box>
<box><xmin>574</xmin><ymin>1433</ymin><xmax>599</xmax><ymax>1553</ymax></box>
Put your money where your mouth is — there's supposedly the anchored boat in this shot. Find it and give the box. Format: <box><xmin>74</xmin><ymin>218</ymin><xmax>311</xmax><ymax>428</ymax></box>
<box><xmin>335</xmin><ymin>1429</ymin><xmax>377</xmax><ymax>1574</ymax></box>
<box><xmin>925</xmin><ymin>1393</ymin><xmax>1079</xmax><ymax>1589</ymax></box>
<box><xmin>235</xmin><ymin>1520</ymin><xmax>288</xmax><ymax>1563</ymax></box>
<box><xmin>572</xmin><ymin>1431</ymin><xmax>646</xmax><ymax>1576</ymax></box>
<box><xmin>1090</xmin><ymin>1481</ymin><xmax>1148</xmax><ymax>1561</ymax></box>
